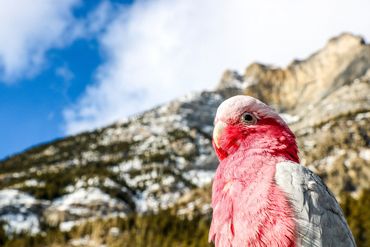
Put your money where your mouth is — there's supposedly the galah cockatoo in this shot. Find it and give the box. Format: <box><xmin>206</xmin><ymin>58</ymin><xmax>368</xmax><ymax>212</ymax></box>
<box><xmin>209</xmin><ymin>95</ymin><xmax>355</xmax><ymax>247</ymax></box>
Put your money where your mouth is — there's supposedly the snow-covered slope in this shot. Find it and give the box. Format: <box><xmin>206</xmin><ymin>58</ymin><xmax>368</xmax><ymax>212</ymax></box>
<box><xmin>0</xmin><ymin>90</ymin><xmax>224</xmax><ymax>234</ymax></box>
<box><xmin>0</xmin><ymin>189</ymin><xmax>45</xmax><ymax>235</ymax></box>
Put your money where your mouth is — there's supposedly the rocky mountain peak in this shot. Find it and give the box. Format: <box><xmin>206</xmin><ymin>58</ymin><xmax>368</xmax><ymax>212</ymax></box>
<box><xmin>218</xmin><ymin>33</ymin><xmax>370</xmax><ymax>111</ymax></box>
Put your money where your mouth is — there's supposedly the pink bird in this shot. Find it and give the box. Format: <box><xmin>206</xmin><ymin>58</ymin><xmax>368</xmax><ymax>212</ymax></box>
<box><xmin>209</xmin><ymin>95</ymin><xmax>356</xmax><ymax>247</ymax></box>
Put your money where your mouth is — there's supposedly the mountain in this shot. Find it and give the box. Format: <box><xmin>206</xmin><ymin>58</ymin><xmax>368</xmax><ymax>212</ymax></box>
<box><xmin>0</xmin><ymin>33</ymin><xmax>369</xmax><ymax>247</ymax></box>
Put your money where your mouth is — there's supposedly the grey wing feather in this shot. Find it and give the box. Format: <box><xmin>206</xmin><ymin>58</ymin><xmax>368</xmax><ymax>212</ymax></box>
<box><xmin>275</xmin><ymin>161</ymin><xmax>356</xmax><ymax>247</ymax></box>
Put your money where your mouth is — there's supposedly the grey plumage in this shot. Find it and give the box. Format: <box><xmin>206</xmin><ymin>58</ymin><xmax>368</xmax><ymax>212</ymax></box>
<box><xmin>275</xmin><ymin>161</ymin><xmax>356</xmax><ymax>247</ymax></box>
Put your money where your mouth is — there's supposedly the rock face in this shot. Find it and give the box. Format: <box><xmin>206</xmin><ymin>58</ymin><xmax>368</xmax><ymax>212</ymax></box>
<box><xmin>0</xmin><ymin>33</ymin><xmax>369</xmax><ymax>244</ymax></box>
<box><xmin>219</xmin><ymin>33</ymin><xmax>369</xmax><ymax>110</ymax></box>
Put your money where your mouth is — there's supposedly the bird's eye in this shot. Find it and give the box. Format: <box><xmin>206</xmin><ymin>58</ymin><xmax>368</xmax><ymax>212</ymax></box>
<box><xmin>241</xmin><ymin>112</ymin><xmax>257</xmax><ymax>125</ymax></box>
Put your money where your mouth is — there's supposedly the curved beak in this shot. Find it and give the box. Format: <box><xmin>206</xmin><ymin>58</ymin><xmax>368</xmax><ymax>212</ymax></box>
<box><xmin>213</xmin><ymin>121</ymin><xmax>227</xmax><ymax>148</ymax></box>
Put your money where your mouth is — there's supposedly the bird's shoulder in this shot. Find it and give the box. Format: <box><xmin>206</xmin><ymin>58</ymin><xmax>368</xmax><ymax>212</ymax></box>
<box><xmin>275</xmin><ymin>161</ymin><xmax>356</xmax><ymax>247</ymax></box>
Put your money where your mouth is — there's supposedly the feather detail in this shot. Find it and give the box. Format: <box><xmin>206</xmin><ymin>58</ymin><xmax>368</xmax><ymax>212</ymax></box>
<box><xmin>209</xmin><ymin>153</ymin><xmax>296</xmax><ymax>247</ymax></box>
<box><xmin>275</xmin><ymin>161</ymin><xmax>356</xmax><ymax>247</ymax></box>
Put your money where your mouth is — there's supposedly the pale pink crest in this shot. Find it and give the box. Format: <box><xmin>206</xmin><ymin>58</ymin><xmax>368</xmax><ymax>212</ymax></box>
<box><xmin>214</xmin><ymin>95</ymin><xmax>285</xmax><ymax>125</ymax></box>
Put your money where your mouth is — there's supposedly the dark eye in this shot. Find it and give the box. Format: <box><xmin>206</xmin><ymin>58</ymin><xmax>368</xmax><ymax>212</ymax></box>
<box><xmin>241</xmin><ymin>112</ymin><xmax>257</xmax><ymax>124</ymax></box>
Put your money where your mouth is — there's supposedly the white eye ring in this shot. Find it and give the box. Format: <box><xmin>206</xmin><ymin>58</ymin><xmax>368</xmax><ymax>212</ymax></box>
<box><xmin>241</xmin><ymin>112</ymin><xmax>257</xmax><ymax>125</ymax></box>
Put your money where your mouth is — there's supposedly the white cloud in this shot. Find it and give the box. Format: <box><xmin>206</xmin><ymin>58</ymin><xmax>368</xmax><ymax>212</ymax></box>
<box><xmin>0</xmin><ymin>0</ymin><xmax>115</xmax><ymax>83</ymax></box>
<box><xmin>0</xmin><ymin>0</ymin><xmax>80</xmax><ymax>82</ymax></box>
<box><xmin>56</xmin><ymin>65</ymin><xmax>74</xmax><ymax>82</ymax></box>
<box><xmin>64</xmin><ymin>0</ymin><xmax>370</xmax><ymax>134</ymax></box>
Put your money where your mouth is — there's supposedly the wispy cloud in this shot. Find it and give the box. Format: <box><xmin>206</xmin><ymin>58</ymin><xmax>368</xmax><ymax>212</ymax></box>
<box><xmin>62</xmin><ymin>0</ymin><xmax>370</xmax><ymax>134</ymax></box>
<box><xmin>0</xmin><ymin>0</ymin><xmax>115</xmax><ymax>83</ymax></box>
<box><xmin>0</xmin><ymin>0</ymin><xmax>79</xmax><ymax>82</ymax></box>
<box><xmin>56</xmin><ymin>65</ymin><xmax>74</xmax><ymax>82</ymax></box>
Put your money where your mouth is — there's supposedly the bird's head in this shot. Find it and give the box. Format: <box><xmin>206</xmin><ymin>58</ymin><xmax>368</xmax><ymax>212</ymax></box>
<box><xmin>213</xmin><ymin>95</ymin><xmax>299</xmax><ymax>162</ymax></box>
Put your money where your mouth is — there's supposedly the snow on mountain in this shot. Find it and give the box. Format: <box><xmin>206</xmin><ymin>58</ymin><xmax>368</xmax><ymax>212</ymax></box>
<box><xmin>0</xmin><ymin>189</ymin><xmax>44</xmax><ymax>235</ymax></box>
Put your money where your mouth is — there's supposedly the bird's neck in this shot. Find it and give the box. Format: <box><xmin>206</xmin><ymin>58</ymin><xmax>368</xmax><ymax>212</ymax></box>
<box><xmin>239</xmin><ymin>128</ymin><xmax>299</xmax><ymax>164</ymax></box>
<box><xmin>219</xmin><ymin>131</ymin><xmax>299</xmax><ymax>183</ymax></box>
<box><xmin>222</xmin><ymin>151</ymin><xmax>286</xmax><ymax>181</ymax></box>
<box><xmin>217</xmin><ymin>122</ymin><xmax>299</xmax><ymax>163</ymax></box>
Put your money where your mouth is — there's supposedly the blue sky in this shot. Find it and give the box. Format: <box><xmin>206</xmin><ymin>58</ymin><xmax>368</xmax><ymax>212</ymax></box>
<box><xmin>0</xmin><ymin>0</ymin><xmax>131</xmax><ymax>158</ymax></box>
<box><xmin>1</xmin><ymin>0</ymin><xmax>370</xmax><ymax>159</ymax></box>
